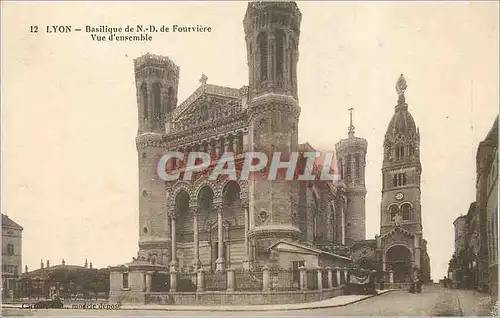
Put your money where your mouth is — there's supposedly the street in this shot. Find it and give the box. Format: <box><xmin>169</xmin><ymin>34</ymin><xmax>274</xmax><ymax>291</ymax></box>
<box><xmin>2</xmin><ymin>285</ymin><xmax>496</xmax><ymax>316</ymax></box>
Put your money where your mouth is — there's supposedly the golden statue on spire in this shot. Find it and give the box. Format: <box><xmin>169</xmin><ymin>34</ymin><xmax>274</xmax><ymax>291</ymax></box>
<box><xmin>396</xmin><ymin>74</ymin><xmax>407</xmax><ymax>96</ymax></box>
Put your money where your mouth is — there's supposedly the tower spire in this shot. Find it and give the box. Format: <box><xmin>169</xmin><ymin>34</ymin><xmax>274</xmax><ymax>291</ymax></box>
<box><xmin>348</xmin><ymin>108</ymin><xmax>355</xmax><ymax>138</ymax></box>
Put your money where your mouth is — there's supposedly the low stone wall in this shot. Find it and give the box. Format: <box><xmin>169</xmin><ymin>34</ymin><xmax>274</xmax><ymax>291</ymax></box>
<box><xmin>145</xmin><ymin>287</ymin><xmax>344</xmax><ymax>306</ymax></box>
<box><xmin>109</xmin><ymin>290</ymin><xmax>145</xmax><ymax>304</ymax></box>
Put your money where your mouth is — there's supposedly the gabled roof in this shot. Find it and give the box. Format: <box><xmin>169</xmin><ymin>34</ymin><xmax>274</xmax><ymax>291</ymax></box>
<box><xmin>2</xmin><ymin>214</ymin><xmax>23</xmax><ymax>230</ymax></box>
<box><xmin>171</xmin><ymin>83</ymin><xmax>243</xmax><ymax>120</ymax></box>
<box><xmin>269</xmin><ymin>240</ymin><xmax>351</xmax><ymax>261</ymax></box>
<box><xmin>378</xmin><ymin>226</ymin><xmax>415</xmax><ymax>241</ymax></box>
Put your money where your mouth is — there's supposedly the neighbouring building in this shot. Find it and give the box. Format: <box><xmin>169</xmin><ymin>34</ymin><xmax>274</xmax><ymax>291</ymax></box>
<box><xmin>109</xmin><ymin>1</ymin><xmax>430</xmax><ymax>303</ymax></box>
<box><xmin>477</xmin><ymin>116</ymin><xmax>498</xmax><ymax>296</ymax></box>
<box><xmin>449</xmin><ymin>116</ymin><xmax>498</xmax><ymax>298</ymax></box>
<box><xmin>2</xmin><ymin>214</ymin><xmax>23</xmax><ymax>299</ymax></box>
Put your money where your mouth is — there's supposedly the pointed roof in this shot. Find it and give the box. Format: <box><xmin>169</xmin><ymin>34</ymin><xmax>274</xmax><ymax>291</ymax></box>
<box><xmin>385</xmin><ymin>74</ymin><xmax>417</xmax><ymax>137</ymax></box>
<box><xmin>2</xmin><ymin>214</ymin><xmax>23</xmax><ymax>230</ymax></box>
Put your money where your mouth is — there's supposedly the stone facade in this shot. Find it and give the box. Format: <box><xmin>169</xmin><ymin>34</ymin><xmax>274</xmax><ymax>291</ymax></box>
<box><xmin>128</xmin><ymin>1</ymin><xmax>355</xmax><ymax>277</ymax></box>
<box><xmin>451</xmin><ymin>117</ymin><xmax>498</xmax><ymax>298</ymax></box>
<box><xmin>2</xmin><ymin>214</ymin><xmax>23</xmax><ymax>299</ymax></box>
<box><xmin>109</xmin><ymin>1</ymin><xmax>433</xmax><ymax>303</ymax></box>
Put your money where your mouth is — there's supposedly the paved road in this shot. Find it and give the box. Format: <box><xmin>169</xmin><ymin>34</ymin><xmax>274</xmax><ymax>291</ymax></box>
<box><xmin>2</xmin><ymin>285</ymin><xmax>496</xmax><ymax>316</ymax></box>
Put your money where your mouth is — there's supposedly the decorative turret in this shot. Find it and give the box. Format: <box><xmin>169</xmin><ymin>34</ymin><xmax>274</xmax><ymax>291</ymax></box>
<box><xmin>244</xmin><ymin>1</ymin><xmax>302</xmax><ymax>100</ymax></box>
<box><xmin>335</xmin><ymin>108</ymin><xmax>368</xmax><ymax>246</ymax></box>
<box><xmin>134</xmin><ymin>53</ymin><xmax>175</xmax><ymax>265</ymax></box>
<box><xmin>134</xmin><ymin>53</ymin><xmax>180</xmax><ymax>134</ymax></box>
<box><xmin>245</xmin><ymin>1</ymin><xmax>303</xmax><ymax>261</ymax></box>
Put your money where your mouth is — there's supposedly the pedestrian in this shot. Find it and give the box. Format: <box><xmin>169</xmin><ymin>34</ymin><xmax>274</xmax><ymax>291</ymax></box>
<box><xmin>409</xmin><ymin>278</ymin><xmax>416</xmax><ymax>293</ymax></box>
<box><xmin>416</xmin><ymin>278</ymin><xmax>422</xmax><ymax>293</ymax></box>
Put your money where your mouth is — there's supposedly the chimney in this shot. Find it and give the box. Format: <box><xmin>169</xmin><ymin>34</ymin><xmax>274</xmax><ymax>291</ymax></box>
<box><xmin>41</xmin><ymin>259</ymin><xmax>44</xmax><ymax>269</ymax></box>
<box><xmin>46</xmin><ymin>260</ymin><xmax>50</xmax><ymax>269</ymax></box>
<box><xmin>25</xmin><ymin>265</ymin><xmax>28</xmax><ymax>273</ymax></box>
<box><xmin>89</xmin><ymin>262</ymin><xmax>93</xmax><ymax>269</ymax></box>
<box><xmin>84</xmin><ymin>259</ymin><xmax>88</xmax><ymax>269</ymax></box>
<box><xmin>62</xmin><ymin>259</ymin><xmax>66</xmax><ymax>266</ymax></box>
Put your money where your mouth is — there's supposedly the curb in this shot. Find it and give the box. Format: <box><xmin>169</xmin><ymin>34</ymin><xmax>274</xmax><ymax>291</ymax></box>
<box><xmin>1</xmin><ymin>290</ymin><xmax>397</xmax><ymax>312</ymax></box>
<box><xmin>120</xmin><ymin>290</ymin><xmax>397</xmax><ymax>312</ymax></box>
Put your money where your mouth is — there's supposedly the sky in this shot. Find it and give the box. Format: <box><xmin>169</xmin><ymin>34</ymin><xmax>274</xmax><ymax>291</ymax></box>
<box><xmin>1</xmin><ymin>1</ymin><xmax>498</xmax><ymax>281</ymax></box>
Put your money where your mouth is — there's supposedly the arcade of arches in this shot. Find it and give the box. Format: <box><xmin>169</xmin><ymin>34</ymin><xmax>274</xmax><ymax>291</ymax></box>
<box><xmin>168</xmin><ymin>181</ymin><xmax>249</xmax><ymax>272</ymax></box>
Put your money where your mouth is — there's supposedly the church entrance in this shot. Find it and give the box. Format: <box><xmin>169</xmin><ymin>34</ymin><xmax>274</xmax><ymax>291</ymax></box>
<box><xmin>385</xmin><ymin>245</ymin><xmax>413</xmax><ymax>283</ymax></box>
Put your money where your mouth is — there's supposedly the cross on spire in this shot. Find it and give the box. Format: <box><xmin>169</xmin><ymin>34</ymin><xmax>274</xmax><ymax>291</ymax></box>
<box><xmin>348</xmin><ymin>108</ymin><xmax>355</xmax><ymax>138</ymax></box>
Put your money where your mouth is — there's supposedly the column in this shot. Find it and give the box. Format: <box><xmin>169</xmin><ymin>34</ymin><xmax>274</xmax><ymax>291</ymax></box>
<box><xmin>243</xmin><ymin>202</ymin><xmax>250</xmax><ymax>269</ymax></box>
<box><xmin>196</xmin><ymin>268</ymin><xmax>204</xmax><ymax>292</ymax></box>
<box><xmin>343</xmin><ymin>267</ymin><xmax>348</xmax><ymax>284</ymax></box>
<box><xmin>192</xmin><ymin>206</ymin><xmax>201</xmax><ymax>269</ymax></box>
<box><xmin>224</xmin><ymin>136</ymin><xmax>231</xmax><ymax>153</ymax></box>
<box><xmin>317</xmin><ymin>267</ymin><xmax>323</xmax><ymax>290</ymax></box>
<box><xmin>215</xmin><ymin>203</ymin><xmax>225</xmax><ymax>271</ymax></box>
<box><xmin>227</xmin><ymin>268</ymin><xmax>235</xmax><ymax>292</ymax></box>
<box><xmin>389</xmin><ymin>270</ymin><xmax>394</xmax><ymax>284</ymax></box>
<box><xmin>335</xmin><ymin>266</ymin><xmax>341</xmax><ymax>287</ymax></box>
<box><xmin>145</xmin><ymin>272</ymin><xmax>152</xmax><ymax>292</ymax></box>
<box><xmin>210</xmin><ymin>139</ymin><xmax>217</xmax><ymax>160</ymax></box>
<box><xmin>169</xmin><ymin>213</ymin><xmax>177</xmax><ymax>269</ymax></box>
<box><xmin>170</xmin><ymin>268</ymin><xmax>177</xmax><ymax>292</ymax></box>
<box><xmin>299</xmin><ymin>266</ymin><xmax>307</xmax><ymax>291</ymax></box>
<box><xmin>414</xmin><ymin>234</ymin><xmax>421</xmax><ymax>269</ymax></box>
<box><xmin>326</xmin><ymin>267</ymin><xmax>333</xmax><ymax>289</ymax></box>
<box><xmin>262</xmin><ymin>266</ymin><xmax>270</xmax><ymax>292</ymax></box>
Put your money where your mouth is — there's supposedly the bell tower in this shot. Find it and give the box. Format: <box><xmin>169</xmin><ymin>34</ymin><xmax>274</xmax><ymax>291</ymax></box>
<box><xmin>244</xmin><ymin>1</ymin><xmax>302</xmax><ymax>261</ymax></box>
<box><xmin>380</xmin><ymin>74</ymin><xmax>422</xmax><ymax>235</ymax></box>
<box><xmin>335</xmin><ymin>108</ymin><xmax>368</xmax><ymax>246</ymax></box>
<box><xmin>134</xmin><ymin>53</ymin><xmax>179</xmax><ymax>264</ymax></box>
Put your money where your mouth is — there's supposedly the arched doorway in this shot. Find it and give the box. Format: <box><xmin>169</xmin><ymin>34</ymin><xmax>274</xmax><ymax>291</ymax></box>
<box><xmin>385</xmin><ymin>245</ymin><xmax>412</xmax><ymax>283</ymax></box>
<box><xmin>174</xmin><ymin>190</ymin><xmax>190</xmax><ymax>268</ymax></box>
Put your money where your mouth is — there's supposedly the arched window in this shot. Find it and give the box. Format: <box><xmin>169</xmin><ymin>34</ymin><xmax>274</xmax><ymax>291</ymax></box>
<box><xmin>389</xmin><ymin>205</ymin><xmax>399</xmax><ymax>221</ymax></box>
<box><xmin>6</xmin><ymin>243</ymin><xmax>14</xmax><ymax>256</ymax></box>
<box><xmin>409</xmin><ymin>145</ymin><xmax>414</xmax><ymax>156</ymax></box>
<box><xmin>166</xmin><ymin>86</ymin><xmax>175</xmax><ymax>113</ymax></box>
<box><xmin>152</xmin><ymin>82</ymin><xmax>161</xmax><ymax>120</ymax></box>
<box><xmin>396</xmin><ymin>145</ymin><xmax>405</xmax><ymax>160</ymax></box>
<box><xmin>275</xmin><ymin>30</ymin><xmax>285</xmax><ymax>85</ymax></box>
<box><xmin>140</xmin><ymin>83</ymin><xmax>148</xmax><ymax>119</ymax></box>
<box><xmin>401</xmin><ymin>203</ymin><xmax>411</xmax><ymax>220</ymax></box>
<box><xmin>312</xmin><ymin>193</ymin><xmax>320</xmax><ymax>239</ymax></box>
<box><xmin>355</xmin><ymin>153</ymin><xmax>361</xmax><ymax>178</ymax></box>
<box><xmin>330</xmin><ymin>203</ymin><xmax>336</xmax><ymax>243</ymax></box>
<box><xmin>258</xmin><ymin>32</ymin><xmax>268</xmax><ymax>83</ymax></box>
<box><xmin>346</xmin><ymin>154</ymin><xmax>352</xmax><ymax>179</ymax></box>
<box><xmin>289</xmin><ymin>39</ymin><xmax>295</xmax><ymax>86</ymax></box>
<box><xmin>338</xmin><ymin>158</ymin><xmax>343</xmax><ymax>180</ymax></box>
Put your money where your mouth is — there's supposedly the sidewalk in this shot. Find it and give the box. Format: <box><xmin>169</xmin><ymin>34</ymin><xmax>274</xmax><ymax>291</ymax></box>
<box><xmin>119</xmin><ymin>289</ymin><xmax>395</xmax><ymax>311</ymax></box>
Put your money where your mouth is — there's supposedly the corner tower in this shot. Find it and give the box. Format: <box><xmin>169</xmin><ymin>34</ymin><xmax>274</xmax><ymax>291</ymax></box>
<box><xmin>335</xmin><ymin>108</ymin><xmax>368</xmax><ymax>246</ymax></box>
<box><xmin>244</xmin><ymin>2</ymin><xmax>302</xmax><ymax>261</ymax></box>
<box><xmin>134</xmin><ymin>54</ymin><xmax>179</xmax><ymax>264</ymax></box>
<box><xmin>380</xmin><ymin>74</ymin><xmax>422</xmax><ymax>235</ymax></box>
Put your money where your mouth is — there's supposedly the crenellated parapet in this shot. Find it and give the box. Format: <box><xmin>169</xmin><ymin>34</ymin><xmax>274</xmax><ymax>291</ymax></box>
<box><xmin>134</xmin><ymin>53</ymin><xmax>180</xmax><ymax>75</ymax></box>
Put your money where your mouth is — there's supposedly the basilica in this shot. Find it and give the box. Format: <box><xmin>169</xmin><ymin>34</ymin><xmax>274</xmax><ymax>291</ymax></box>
<box><xmin>110</xmin><ymin>1</ymin><xmax>430</xmax><ymax>297</ymax></box>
